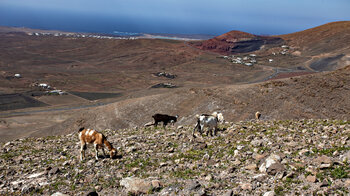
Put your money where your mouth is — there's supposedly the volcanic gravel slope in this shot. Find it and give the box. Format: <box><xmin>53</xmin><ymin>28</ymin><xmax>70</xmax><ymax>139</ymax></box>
<box><xmin>1</xmin><ymin>119</ymin><xmax>349</xmax><ymax>195</ymax></box>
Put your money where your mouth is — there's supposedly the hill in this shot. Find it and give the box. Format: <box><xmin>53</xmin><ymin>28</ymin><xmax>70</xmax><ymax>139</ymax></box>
<box><xmin>280</xmin><ymin>21</ymin><xmax>350</xmax><ymax>54</ymax></box>
<box><xmin>191</xmin><ymin>21</ymin><xmax>350</xmax><ymax>72</ymax></box>
<box><xmin>190</xmin><ymin>30</ymin><xmax>283</xmax><ymax>54</ymax></box>
<box><xmin>1</xmin><ymin>119</ymin><xmax>349</xmax><ymax>195</ymax></box>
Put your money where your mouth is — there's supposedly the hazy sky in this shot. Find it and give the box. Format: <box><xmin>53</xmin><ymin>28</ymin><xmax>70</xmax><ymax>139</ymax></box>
<box><xmin>0</xmin><ymin>0</ymin><xmax>349</xmax><ymax>35</ymax></box>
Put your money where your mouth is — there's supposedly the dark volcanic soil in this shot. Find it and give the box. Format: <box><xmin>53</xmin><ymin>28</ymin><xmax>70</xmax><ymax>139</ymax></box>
<box><xmin>69</xmin><ymin>92</ymin><xmax>123</xmax><ymax>101</ymax></box>
<box><xmin>0</xmin><ymin>93</ymin><xmax>48</xmax><ymax>111</ymax></box>
<box><xmin>309</xmin><ymin>54</ymin><xmax>345</xmax><ymax>71</ymax></box>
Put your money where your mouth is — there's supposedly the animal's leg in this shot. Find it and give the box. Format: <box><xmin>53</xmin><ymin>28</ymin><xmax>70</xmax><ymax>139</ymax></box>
<box><xmin>198</xmin><ymin>124</ymin><xmax>202</xmax><ymax>135</ymax></box>
<box><xmin>200</xmin><ymin>125</ymin><xmax>207</xmax><ymax>136</ymax></box>
<box><xmin>154</xmin><ymin>121</ymin><xmax>159</xmax><ymax>127</ymax></box>
<box><xmin>193</xmin><ymin>123</ymin><xmax>199</xmax><ymax>138</ymax></box>
<box><xmin>102</xmin><ymin>147</ymin><xmax>106</xmax><ymax>157</ymax></box>
<box><xmin>80</xmin><ymin>149</ymin><xmax>83</xmax><ymax>161</ymax></box>
<box><xmin>163</xmin><ymin>121</ymin><xmax>168</xmax><ymax>129</ymax></box>
<box><xmin>94</xmin><ymin>143</ymin><xmax>99</xmax><ymax>160</ymax></box>
<box><xmin>80</xmin><ymin>143</ymin><xmax>86</xmax><ymax>161</ymax></box>
<box><xmin>205</xmin><ymin>126</ymin><xmax>210</xmax><ymax>136</ymax></box>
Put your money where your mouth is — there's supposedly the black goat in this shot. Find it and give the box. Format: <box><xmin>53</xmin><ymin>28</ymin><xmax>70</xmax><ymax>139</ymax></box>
<box><xmin>152</xmin><ymin>113</ymin><xmax>178</xmax><ymax>128</ymax></box>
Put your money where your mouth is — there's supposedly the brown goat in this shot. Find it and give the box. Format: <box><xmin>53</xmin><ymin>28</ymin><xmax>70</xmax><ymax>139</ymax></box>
<box><xmin>78</xmin><ymin>127</ymin><xmax>117</xmax><ymax>161</ymax></box>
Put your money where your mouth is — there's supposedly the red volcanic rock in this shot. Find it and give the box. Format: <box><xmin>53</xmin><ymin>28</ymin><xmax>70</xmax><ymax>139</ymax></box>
<box><xmin>216</xmin><ymin>30</ymin><xmax>257</xmax><ymax>42</ymax></box>
<box><xmin>192</xmin><ymin>30</ymin><xmax>283</xmax><ymax>55</ymax></box>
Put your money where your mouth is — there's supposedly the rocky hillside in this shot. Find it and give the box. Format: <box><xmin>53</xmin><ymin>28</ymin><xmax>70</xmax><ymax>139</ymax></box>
<box><xmin>280</xmin><ymin>21</ymin><xmax>350</xmax><ymax>55</ymax></box>
<box><xmin>1</xmin><ymin>119</ymin><xmax>349</xmax><ymax>195</ymax></box>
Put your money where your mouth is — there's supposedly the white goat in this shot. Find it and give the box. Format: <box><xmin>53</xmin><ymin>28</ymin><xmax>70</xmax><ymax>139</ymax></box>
<box><xmin>255</xmin><ymin>111</ymin><xmax>261</xmax><ymax>120</ymax></box>
<box><xmin>193</xmin><ymin>112</ymin><xmax>224</xmax><ymax>137</ymax></box>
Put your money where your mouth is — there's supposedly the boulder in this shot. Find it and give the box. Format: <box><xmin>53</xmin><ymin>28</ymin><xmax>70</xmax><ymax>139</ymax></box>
<box><xmin>186</xmin><ymin>181</ymin><xmax>201</xmax><ymax>191</ymax></box>
<box><xmin>223</xmin><ymin>190</ymin><xmax>233</xmax><ymax>196</ymax></box>
<box><xmin>144</xmin><ymin>122</ymin><xmax>154</xmax><ymax>127</ymax></box>
<box><xmin>306</xmin><ymin>175</ymin><xmax>317</xmax><ymax>183</ymax></box>
<box><xmin>48</xmin><ymin>167</ymin><xmax>60</xmax><ymax>176</ymax></box>
<box><xmin>263</xmin><ymin>191</ymin><xmax>275</xmax><ymax>196</ymax></box>
<box><xmin>239</xmin><ymin>183</ymin><xmax>252</xmax><ymax>191</ymax></box>
<box><xmin>251</xmin><ymin>139</ymin><xmax>263</xmax><ymax>147</ymax></box>
<box><xmin>320</xmin><ymin>179</ymin><xmax>330</xmax><ymax>187</ymax></box>
<box><xmin>259</xmin><ymin>154</ymin><xmax>282</xmax><ymax>173</ymax></box>
<box><xmin>245</xmin><ymin>164</ymin><xmax>257</xmax><ymax>171</ymax></box>
<box><xmin>340</xmin><ymin>151</ymin><xmax>350</xmax><ymax>163</ymax></box>
<box><xmin>51</xmin><ymin>192</ymin><xmax>70</xmax><ymax>196</ymax></box>
<box><xmin>253</xmin><ymin>174</ymin><xmax>268</xmax><ymax>182</ymax></box>
<box><xmin>120</xmin><ymin>177</ymin><xmax>154</xmax><ymax>194</ymax></box>
<box><xmin>315</xmin><ymin>155</ymin><xmax>332</xmax><ymax>165</ymax></box>
<box><xmin>267</xmin><ymin>163</ymin><xmax>285</xmax><ymax>175</ymax></box>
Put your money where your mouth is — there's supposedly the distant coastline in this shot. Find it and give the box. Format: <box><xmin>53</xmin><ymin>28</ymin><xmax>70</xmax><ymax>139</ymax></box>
<box><xmin>0</xmin><ymin>25</ymin><xmax>214</xmax><ymax>41</ymax></box>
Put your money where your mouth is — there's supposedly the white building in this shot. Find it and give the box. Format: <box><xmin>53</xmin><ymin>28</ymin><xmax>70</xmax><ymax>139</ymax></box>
<box><xmin>49</xmin><ymin>90</ymin><xmax>66</xmax><ymax>95</ymax></box>
<box><xmin>39</xmin><ymin>83</ymin><xmax>48</xmax><ymax>88</ymax></box>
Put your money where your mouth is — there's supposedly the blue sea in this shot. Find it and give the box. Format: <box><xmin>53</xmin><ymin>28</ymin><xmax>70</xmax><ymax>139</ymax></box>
<box><xmin>0</xmin><ymin>5</ymin><xmax>220</xmax><ymax>36</ymax></box>
<box><xmin>0</xmin><ymin>2</ymin><xmax>348</xmax><ymax>36</ymax></box>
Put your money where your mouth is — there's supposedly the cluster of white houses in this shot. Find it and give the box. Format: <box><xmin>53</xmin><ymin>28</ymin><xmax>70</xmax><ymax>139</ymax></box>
<box><xmin>269</xmin><ymin>45</ymin><xmax>291</xmax><ymax>62</ymax></box>
<box><xmin>27</xmin><ymin>32</ymin><xmax>138</xmax><ymax>40</ymax></box>
<box><xmin>222</xmin><ymin>54</ymin><xmax>258</xmax><ymax>66</ymax></box>
<box><xmin>272</xmin><ymin>45</ymin><xmax>290</xmax><ymax>56</ymax></box>
<box><xmin>32</xmin><ymin>82</ymin><xmax>67</xmax><ymax>95</ymax></box>
<box><xmin>222</xmin><ymin>45</ymin><xmax>291</xmax><ymax>66</ymax></box>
